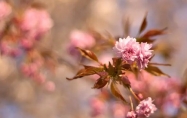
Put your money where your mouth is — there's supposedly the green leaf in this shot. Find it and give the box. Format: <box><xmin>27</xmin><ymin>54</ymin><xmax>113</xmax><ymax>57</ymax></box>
<box><xmin>77</xmin><ymin>48</ymin><xmax>99</xmax><ymax>63</ymax></box>
<box><xmin>145</xmin><ymin>65</ymin><xmax>170</xmax><ymax>77</ymax></box>
<box><xmin>110</xmin><ymin>81</ymin><xmax>127</xmax><ymax>103</ymax></box>
<box><xmin>139</xmin><ymin>13</ymin><xmax>147</xmax><ymax>34</ymax></box>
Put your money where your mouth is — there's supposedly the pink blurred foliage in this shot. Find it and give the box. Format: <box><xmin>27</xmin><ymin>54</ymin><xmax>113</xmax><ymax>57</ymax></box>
<box><xmin>0</xmin><ymin>3</ymin><xmax>55</xmax><ymax>88</ymax></box>
<box><xmin>112</xmin><ymin>102</ymin><xmax>128</xmax><ymax>118</ymax></box>
<box><xmin>0</xmin><ymin>40</ymin><xmax>20</xmax><ymax>57</ymax></box>
<box><xmin>21</xmin><ymin>59</ymin><xmax>47</xmax><ymax>84</ymax></box>
<box><xmin>89</xmin><ymin>97</ymin><xmax>106</xmax><ymax>117</ymax></box>
<box><xmin>44</xmin><ymin>81</ymin><xmax>56</xmax><ymax>92</ymax></box>
<box><xmin>20</xmin><ymin>38</ymin><xmax>35</xmax><ymax>50</ymax></box>
<box><xmin>0</xmin><ymin>1</ymin><xmax>12</xmax><ymax>21</ymax></box>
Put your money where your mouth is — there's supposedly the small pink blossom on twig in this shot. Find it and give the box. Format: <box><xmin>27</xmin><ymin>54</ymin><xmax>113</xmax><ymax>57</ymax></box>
<box><xmin>126</xmin><ymin>111</ymin><xmax>137</xmax><ymax>118</ymax></box>
<box><xmin>136</xmin><ymin>97</ymin><xmax>157</xmax><ymax>117</ymax></box>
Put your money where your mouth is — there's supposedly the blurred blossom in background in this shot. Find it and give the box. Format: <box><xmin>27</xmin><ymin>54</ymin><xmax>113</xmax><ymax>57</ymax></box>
<box><xmin>0</xmin><ymin>0</ymin><xmax>187</xmax><ymax>118</ymax></box>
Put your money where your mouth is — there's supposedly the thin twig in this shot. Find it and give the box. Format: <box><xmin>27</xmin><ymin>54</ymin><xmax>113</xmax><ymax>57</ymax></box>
<box><xmin>149</xmin><ymin>63</ymin><xmax>171</xmax><ymax>66</ymax></box>
<box><xmin>129</xmin><ymin>88</ymin><xmax>140</xmax><ymax>102</ymax></box>
<box><xmin>129</xmin><ymin>96</ymin><xmax>134</xmax><ymax>111</ymax></box>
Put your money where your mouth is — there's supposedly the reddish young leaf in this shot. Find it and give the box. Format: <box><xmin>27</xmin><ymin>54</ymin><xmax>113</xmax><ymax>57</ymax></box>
<box><xmin>92</xmin><ymin>76</ymin><xmax>109</xmax><ymax>89</ymax></box>
<box><xmin>112</xmin><ymin>58</ymin><xmax>122</xmax><ymax>69</ymax></box>
<box><xmin>139</xmin><ymin>13</ymin><xmax>147</xmax><ymax>34</ymax></box>
<box><xmin>66</xmin><ymin>66</ymin><xmax>103</xmax><ymax>80</ymax></box>
<box><xmin>136</xmin><ymin>37</ymin><xmax>154</xmax><ymax>43</ymax></box>
<box><xmin>145</xmin><ymin>65</ymin><xmax>170</xmax><ymax>77</ymax></box>
<box><xmin>122</xmin><ymin>17</ymin><xmax>131</xmax><ymax>37</ymax></box>
<box><xmin>121</xmin><ymin>76</ymin><xmax>131</xmax><ymax>88</ymax></box>
<box><xmin>141</xmin><ymin>28</ymin><xmax>167</xmax><ymax>38</ymax></box>
<box><xmin>110</xmin><ymin>81</ymin><xmax>127</xmax><ymax>103</ymax></box>
<box><xmin>77</xmin><ymin>48</ymin><xmax>99</xmax><ymax>63</ymax></box>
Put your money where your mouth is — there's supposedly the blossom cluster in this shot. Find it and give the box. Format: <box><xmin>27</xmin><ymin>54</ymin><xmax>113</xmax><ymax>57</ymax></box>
<box><xmin>126</xmin><ymin>97</ymin><xmax>157</xmax><ymax>118</ymax></box>
<box><xmin>114</xmin><ymin>36</ymin><xmax>153</xmax><ymax>69</ymax></box>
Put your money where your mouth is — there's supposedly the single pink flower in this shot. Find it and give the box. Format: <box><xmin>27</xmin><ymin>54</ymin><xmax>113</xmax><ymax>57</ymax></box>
<box><xmin>0</xmin><ymin>1</ymin><xmax>12</xmax><ymax>20</ymax></box>
<box><xmin>126</xmin><ymin>111</ymin><xmax>137</xmax><ymax>118</ymax></box>
<box><xmin>136</xmin><ymin>97</ymin><xmax>157</xmax><ymax>117</ymax></box>
<box><xmin>137</xmin><ymin>43</ymin><xmax>153</xmax><ymax>69</ymax></box>
<box><xmin>114</xmin><ymin>36</ymin><xmax>140</xmax><ymax>63</ymax></box>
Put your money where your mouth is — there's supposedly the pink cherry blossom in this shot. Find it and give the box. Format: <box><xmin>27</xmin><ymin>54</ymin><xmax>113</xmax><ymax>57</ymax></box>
<box><xmin>0</xmin><ymin>1</ymin><xmax>12</xmax><ymax>20</ymax></box>
<box><xmin>114</xmin><ymin>36</ymin><xmax>140</xmax><ymax>63</ymax></box>
<box><xmin>69</xmin><ymin>30</ymin><xmax>95</xmax><ymax>49</ymax></box>
<box><xmin>126</xmin><ymin>111</ymin><xmax>137</xmax><ymax>118</ymax></box>
<box><xmin>137</xmin><ymin>43</ymin><xmax>153</xmax><ymax>69</ymax></box>
<box><xmin>136</xmin><ymin>97</ymin><xmax>157</xmax><ymax>117</ymax></box>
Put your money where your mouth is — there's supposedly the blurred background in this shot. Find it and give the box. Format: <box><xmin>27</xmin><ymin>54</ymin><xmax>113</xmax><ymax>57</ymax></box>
<box><xmin>0</xmin><ymin>0</ymin><xmax>187</xmax><ymax>118</ymax></box>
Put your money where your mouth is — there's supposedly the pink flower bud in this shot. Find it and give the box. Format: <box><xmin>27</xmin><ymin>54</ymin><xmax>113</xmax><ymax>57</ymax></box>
<box><xmin>33</xmin><ymin>73</ymin><xmax>46</xmax><ymax>84</ymax></box>
<box><xmin>20</xmin><ymin>38</ymin><xmax>34</xmax><ymax>49</ymax></box>
<box><xmin>44</xmin><ymin>81</ymin><xmax>56</xmax><ymax>92</ymax></box>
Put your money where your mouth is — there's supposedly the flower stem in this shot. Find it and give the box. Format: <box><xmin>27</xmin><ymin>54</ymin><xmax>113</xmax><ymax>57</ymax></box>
<box><xmin>129</xmin><ymin>87</ymin><xmax>140</xmax><ymax>102</ymax></box>
<box><xmin>129</xmin><ymin>96</ymin><xmax>134</xmax><ymax>111</ymax></box>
